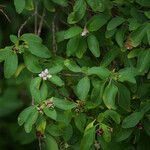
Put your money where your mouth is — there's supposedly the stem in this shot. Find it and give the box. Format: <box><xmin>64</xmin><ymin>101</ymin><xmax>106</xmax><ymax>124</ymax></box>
<box><xmin>0</xmin><ymin>9</ymin><xmax>11</xmax><ymax>22</ymax></box>
<box><xmin>52</xmin><ymin>16</ymin><xmax>57</xmax><ymax>55</ymax></box>
<box><xmin>37</xmin><ymin>9</ymin><xmax>45</xmax><ymax>36</ymax></box>
<box><xmin>38</xmin><ymin>137</ymin><xmax>42</xmax><ymax>150</ymax></box>
<box><xmin>34</xmin><ymin>2</ymin><xmax>38</xmax><ymax>35</ymax></box>
<box><xmin>18</xmin><ymin>14</ymin><xmax>34</xmax><ymax>37</ymax></box>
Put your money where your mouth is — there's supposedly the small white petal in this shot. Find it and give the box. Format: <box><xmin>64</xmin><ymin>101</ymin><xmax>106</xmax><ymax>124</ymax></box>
<box><xmin>39</xmin><ymin>73</ymin><xmax>42</xmax><ymax>77</ymax></box>
<box><xmin>81</xmin><ymin>32</ymin><xmax>86</xmax><ymax>36</ymax></box>
<box><xmin>44</xmin><ymin>69</ymin><xmax>49</xmax><ymax>74</ymax></box>
<box><xmin>47</xmin><ymin>74</ymin><xmax>52</xmax><ymax>78</ymax></box>
<box><xmin>43</xmin><ymin>77</ymin><xmax>47</xmax><ymax>80</ymax></box>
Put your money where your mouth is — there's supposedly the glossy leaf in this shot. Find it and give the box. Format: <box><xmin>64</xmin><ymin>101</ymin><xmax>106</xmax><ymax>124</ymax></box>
<box><xmin>14</xmin><ymin>0</ymin><xmax>25</xmax><ymax>13</ymax></box>
<box><xmin>87</xmin><ymin>14</ymin><xmax>108</xmax><ymax>32</ymax></box>
<box><xmin>43</xmin><ymin>107</ymin><xmax>57</xmax><ymax>120</ymax></box>
<box><xmin>87</xmin><ymin>34</ymin><xmax>100</xmax><ymax>57</ymax></box>
<box><xmin>107</xmin><ymin>17</ymin><xmax>125</xmax><ymax>31</ymax></box>
<box><xmin>52</xmin><ymin>97</ymin><xmax>76</xmax><ymax>110</ymax></box>
<box><xmin>4</xmin><ymin>51</ymin><xmax>18</xmax><ymax>78</ymax></box>
<box><xmin>122</xmin><ymin>112</ymin><xmax>143</xmax><ymax>128</ymax></box>
<box><xmin>76</xmin><ymin>76</ymin><xmax>90</xmax><ymax>100</ymax></box>
<box><xmin>103</xmin><ymin>82</ymin><xmax>118</xmax><ymax>110</ymax></box>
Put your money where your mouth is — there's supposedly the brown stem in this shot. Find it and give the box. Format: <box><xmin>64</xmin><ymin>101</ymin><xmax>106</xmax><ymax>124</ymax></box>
<box><xmin>52</xmin><ymin>16</ymin><xmax>57</xmax><ymax>55</ymax></box>
<box><xmin>17</xmin><ymin>14</ymin><xmax>34</xmax><ymax>37</ymax></box>
<box><xmin>37</xmin><ymin>9</ymin><xmax>45</xmax><ymax>36</ymax></box>
<box><xmin>34</xmin><ymin>2</ymin><xmax>38</xmax><ymax>35</ymax></box>
<box><xmin>0</xmin><ymin>9</ymin><xmax>11</xmax><ymax>22</ymax></box>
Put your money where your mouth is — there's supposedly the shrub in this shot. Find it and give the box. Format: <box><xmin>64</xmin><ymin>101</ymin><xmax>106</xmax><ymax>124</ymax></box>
<box><xmin>0</xmin><ymin>0</ymin><xmax>150</xmax><ymax>149</ymax></box>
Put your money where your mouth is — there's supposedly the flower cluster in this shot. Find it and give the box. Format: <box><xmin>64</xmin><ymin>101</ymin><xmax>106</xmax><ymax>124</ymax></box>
<box><xmin>45</xmin><ymin>99</ymin><xmax>54</xmax><ymax>109</ymax></box>
<box><xmin>38</xmin><ymin>69</ymin><xmax>52</xmax><ymax>80</ymax></box>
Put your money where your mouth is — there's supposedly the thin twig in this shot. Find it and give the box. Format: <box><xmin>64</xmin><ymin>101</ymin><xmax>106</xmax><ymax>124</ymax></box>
<box><xmin>18</xmin><ymin>14</ymin><xmax>34</xmax><ymax>37</ymax></box>
<box><xmin>37</xmin><ymin>9</ymin><xmax>45</xmax><ymax>36</ymax></box>
<box><xmin>34</xmin><ymin>2</ymin><xmax>38</xmax><ymax>35</ymax></box>
<box><xmin>31</xmin><ymin>98</ymin><xmax>34</xmax><ymax>106</ymax></box>
<box><xmin>52</xmin><ymin>16</ymin><xmax>57</xmax><ymax>55</ymax></box>
<box><xmin>36</xmin><ymin>13</ymin><xmax>51</xmax><ymax>30</ymax></box>
<box><xmin>59</xmin><ymin>72</ymin><xmax>82</xmax><ymax>77</ymax></box>
<box><xmin>38</xmin><ymin>137</ymin><xmax>42</xmax><ymax>150</ymax></box>
<box><xmin>0</xmin><ymin>9</ymin><xmax>11</xmax><ymax>22</ymax></box>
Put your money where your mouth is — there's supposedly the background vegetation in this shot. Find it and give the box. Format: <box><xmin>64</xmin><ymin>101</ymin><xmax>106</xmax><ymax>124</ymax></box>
<box><xmin>0</xmin><ymin>0</ymin><xmax>150</xmax><ymax>150</ymax></box>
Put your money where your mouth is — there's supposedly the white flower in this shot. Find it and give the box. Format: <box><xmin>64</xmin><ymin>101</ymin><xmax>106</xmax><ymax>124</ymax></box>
<box><xmin>38</xmin><ymin>69</ymin><xmax>52</xmax><ymax>80</ymax></box>
<box><xmin>81</xmin><ymin>27</ymin><xmax>89</xmax><ymax>37</ymax></box>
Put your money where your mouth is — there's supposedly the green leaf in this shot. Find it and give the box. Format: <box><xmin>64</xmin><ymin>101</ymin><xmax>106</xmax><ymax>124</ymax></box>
<box><xmin>127</xmin><ymin>48</ymin><xmax>141</xmax><ymax>58</ymax></box>
<box><xmin>87</xmin><ymin>66</ymin><xmax>111</xmax><ymax>79</ymax></box>
<box><xmin>117</xmin><ymin>83</ymin><xmax>131</xmax><ymax>111</ymax></box>
<box><xmin>56</xmin><ymin>31</ymin><xmax>65</xmax><ymax>42</ymax></box>
<box><xmin>144</xmin><ymin>11</ymin><xmax>150</xmax><ymax>19</ymax></box>
<box><xmin>122</xmin><ymin>112</ymin><xmax>143</xmax><ymax>128</ymax></box>
<box><xmin>30</xmin><ymin>77</ymin><xmax>48</xmax><ymax>103</ymax></box>
<box><xmin>48</xmin><ymin>65</ymin><xmax>63</xmax><ymax>74</ymax></box>
<box><xmin>64</xmin><ymin>26</ymin><xmax>82</xmax><ymax>39</ymax></box>
<box><xmin>136</xmin><ymin>0</ymin><xmax>150</xmax><ymax>7</ymax></box>
<box><xmin>64</xmin><ymin>59</ymin><xmax>82</xmax><ymax>73</ymax></box>
<box><xmin>103</xmin><ymin>110</ymin><xmax>121</xmax><ymax>124</ymax></box>
<box><xmin>115</xmin><ymin>128</ymin><xmax>133</xmax><ymax>142</ymax></box>
<box><xmin>25</xmin><ymin>0</ymin><xmax>34</xmax><ymax>10</ymax></box>
<box><xmin>86</xmin><ymin>0</ymin><xmax>105</xmax><ymax>12</ymax></box>
<box><xmin>18</xmin><ymin>106</ymin><xmax>35</xmax><ymax>126</ymax></box>
<box><xmin>10</xmin><ymin>35</ymin><xmax>18</xmax><ymax>44</ymax></box>
<box><xmin>51</xmin><ymin>0</ymin><xmax>68</xmax><ymax>7</ymax></box>
<box><xmin>103</xmin><ymin>82</ymin><xmax>118</xmax><ymax>110</ymax></box>
<box><xmin>46</xmin><ymin>124</ymin><xmax>63</xmax><ymax>137</ymax></box>
<box><xmin>67</xmin><ymin>0</ymin><xmax>86</xmax><ymax>24</ymax></box>
<box><xmin>66</xmin><ymin>36</ymin><xmax>79</xmax><ymax>56</ymax></box>
<box><xmin>21</xmin><ymin>33</ymin><xmax>42</xmax><ymax>43</ymax></box>
<box><xmin>44</xmin><ymin>0</ymin><xmax>55</xmax><ymax>12</ymax></box>
<box><xmin>76</xmin><ymin>37</ymin><xmax>87</xmax><ymax>58</ymax></box>
<box><xmin>52</xmin><ymin>97</ymin><xmax>76</xmax><ymax>110</ymax></box>
<box><xmin>137</xmin><ymin>50</ymin><xmax>150</xmax><ymax>74</ymax></box>
<box><xmin>147</xmin><ymin>28</ymin><xmax>150</xmax><ymax>45</ymax></box>
<box><xmin>43</xmin><ymin>107</ymin><xmax>57</xmax><ymax>120</ymax></box>
<box><xmin>74</xmin><ymin>113</ymin><xmax>87</xmax><ymax>132</ymax></box>
<box><xmin>4</xmin><ymin>51</ymin><xmax>18</xmax><ymax>78</ymax></box>
<box><xmin>118</xmin><ymin>67</ymin><xmax>137</xmax><ymax>84</ymax></box>
<box><xmin>100</xmin><ymin>48</ymin><xmax>120</xmax><ymax>67</ymax></box>
<box><xmin>115</xmin><ymin>28</ymin><xmax>125</xmax><ymax>47</ymax></box>
<box><xmin>87</xmin><ymin>34</ymin><xmax>100</xmax><ymax>57</ymax></box>
<box><xmin>21</xmin><ymin>33</ymin><xmax>51</xmax><ymax>58</ymax></box>
<box><xmin>105</xmin><ymin>28</ymin><xmax>116</xmax><ymax>38</ymax></box>
<box><xmin>23</xmin><ymin>52</ymin><xmax>42</xmax><ymax>73</ymax></box>
<box><xmin>14</xmin><ymin>0</ymin><xmax>25</xmax><ymax>14</ymax></box>
<box><xmin>49</xmin><ymin>75</ymin><xmax>64</xmax><ymax>87</ymax></box>
<box><xmin>80</xmin><ymin>124</ymin><xmax>95</xmax><ymax>150</ymax></box>
<box><xmin>140</xmin><ymin>101</ymin><xmax>150</xmax><ymax>114</ymax></box>
<box><xmin>107</xmin><ymin>16</ymin><xmax>125</xmax><ymax>31</ymax></box>
<box><xmin>128</xmin><ymin>18</ymin><xmax>141</xmax><ymax>31</ymax></box>
<box><xmin>100</xmin><ymin>123</ymin><xmax>111</xmax><ymax>142</ymax></box>
<box><xmin>144</xmin><ymin>120</ymin><xmax>150</xmax><ymax>136</ymax></box>
<box><xmin>130</xmin><ymin>24</ymin><xmax>149</xmax><ymax>47</ymax></box>
<box><xmin>36</xmin><ymin>117</ymin><xmax>46</xmax><ymax>134</ymax></box>
<box><xmin>76</xmin><ymin>76</ymin><xmax>90</xmax><ymax>100</ymax></box>
<box><xmin>24</xmin><ymin>108</ymin><xmax>39</xmax><ymax>133</ymax></box>
<box><xmin>0</xmin><ymin>47</ymin><xmax>12</xmax><ymax>62</ymax></box>
<box><xmin>62</xmin><ymin>124</ymin><xmax>73</xmax><ymax>141</ymax></box>
<box><xmin>45</xmin><ymin>134</ymin><xmax>59</xmax><ymax>150</ymax></box>
<box><xmin>87</xmin><ymin>14</ymin><xmax>108</xmax><ymax>32</ymax></box>
<box><xmin>27</xmin><ymin>42</ymin><xmax>51</xmax><ymax>58</ymax></box>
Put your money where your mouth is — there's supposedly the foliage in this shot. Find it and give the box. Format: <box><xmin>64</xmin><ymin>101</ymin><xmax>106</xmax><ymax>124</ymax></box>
<box><xmin>0</xmin><ymin>0</ymin><xmax>150</xmax><ymax>149</ymax></box>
